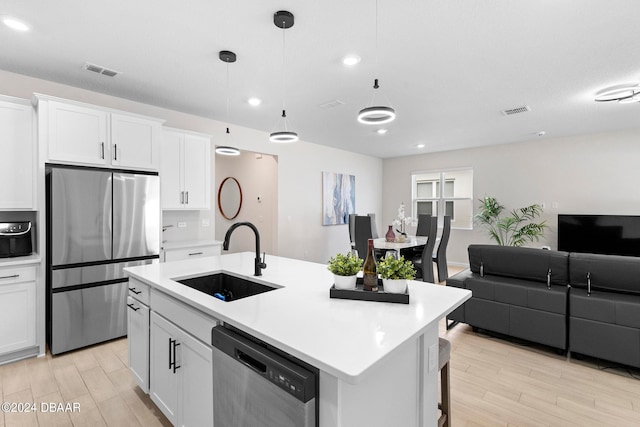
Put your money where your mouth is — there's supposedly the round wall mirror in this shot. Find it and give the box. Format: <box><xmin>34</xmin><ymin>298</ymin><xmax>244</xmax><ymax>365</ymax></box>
<box><xmin>218</xmin><ymin>177</ymin><xmax>243</xmax><ymax>220</ymax></box>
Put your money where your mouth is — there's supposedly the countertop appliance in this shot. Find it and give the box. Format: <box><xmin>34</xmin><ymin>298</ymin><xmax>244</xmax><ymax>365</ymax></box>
<box><xmin>211</xmin><ymin>325</ymin><xmax>318</xmax><ymax>427</ymax></box>
<box><xmin>0</xmin><ymin>221</ymin><xmax>33</xmax><ymax>258</ymax></box>
<box><xmin>46</xmin><ymin>165</ymin><xmax>159</xmax><ymax>355</ymax></box>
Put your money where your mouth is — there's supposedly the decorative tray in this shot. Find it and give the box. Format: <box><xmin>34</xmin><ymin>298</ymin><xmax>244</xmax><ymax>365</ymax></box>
<box><xmin>329</xmin><ymin>278</ymin><xmax>409</xmax><ymax>304</ymax></box>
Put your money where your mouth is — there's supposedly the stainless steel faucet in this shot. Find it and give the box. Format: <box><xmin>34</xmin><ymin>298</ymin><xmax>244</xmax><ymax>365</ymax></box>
<box><xmin>223</xmin><ymin>222</ymin><xmax>267</xmax><ymax>276</ymax></box>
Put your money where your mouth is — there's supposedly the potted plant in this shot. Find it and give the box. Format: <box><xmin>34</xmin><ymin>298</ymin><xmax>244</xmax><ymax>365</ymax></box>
<box><xmin>377</xmin><ymin>255</ymin><xmax>416</xmax><ymax>294</ymax></box>
<box><xmin>327</xmin><ymin>252</ymin><xmax>363</xmax><ymax>290</ymax></box>
<box><xmin>475</xmin><ymin>196</ymin><xmax>547</xmax><ymax>247</ymax></box>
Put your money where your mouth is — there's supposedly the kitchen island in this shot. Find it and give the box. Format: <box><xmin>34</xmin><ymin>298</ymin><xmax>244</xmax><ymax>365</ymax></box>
<box><xmin>125</xmin><ymin>252</ymin><xmax>470</xmax><ymax>427</ymax></box>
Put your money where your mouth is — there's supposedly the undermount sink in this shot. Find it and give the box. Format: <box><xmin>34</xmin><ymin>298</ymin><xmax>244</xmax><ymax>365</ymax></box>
<box><xmin>176</xmin><ymin>272</ymin><xmax>277</xmax><ymax>302</ymax></box>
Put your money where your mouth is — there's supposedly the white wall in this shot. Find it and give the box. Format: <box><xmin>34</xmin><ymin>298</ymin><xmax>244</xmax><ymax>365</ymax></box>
<box><xmin>383</xmin><ymin>129</ymin><xmax>640</xmax><ymax>265</ymax></box>
<box><xmin>215</xmin><ymin>151</ymin><xmax>278</xmax><ymax>255</ymax></box>
<box><xmin>0</xmin><ymin>69</ymin><xmax>383</xmax><ymax>264</ymax></box>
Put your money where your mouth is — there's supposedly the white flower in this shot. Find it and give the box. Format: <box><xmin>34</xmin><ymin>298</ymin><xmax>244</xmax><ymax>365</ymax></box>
<box><xmin>392</xmin><ymin>203</ymin><xmax>417</xmax><ymax>228</ymax></box>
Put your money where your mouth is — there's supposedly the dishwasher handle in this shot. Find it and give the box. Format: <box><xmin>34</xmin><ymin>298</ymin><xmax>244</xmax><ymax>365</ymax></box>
<box><xmin>236</xmin><ymin>349</ymin><xmax>267</xmax><ymax>374</ymax></box>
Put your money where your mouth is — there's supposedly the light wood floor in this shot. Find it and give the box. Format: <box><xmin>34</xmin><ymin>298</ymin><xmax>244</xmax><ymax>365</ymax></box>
<box><xmin>1</xmin><ymin>267</ymin><xmax>639</xmax><ymax>426</ymax></box>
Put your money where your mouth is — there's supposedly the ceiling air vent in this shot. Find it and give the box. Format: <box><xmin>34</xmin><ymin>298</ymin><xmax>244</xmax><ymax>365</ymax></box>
<box><xmin>83</xmin><ymin>62</ymin><xmax>121</xmax><ymax>77</ymax></box>
<box><xmin>501</xmin><ymin>105</ymin><xmax>530</xmax><ymax>116</ymax></box>
<box><xmin>318</xmin><ymin>99</ymin><xmax>345</xmax><ymax>110</ymax></box>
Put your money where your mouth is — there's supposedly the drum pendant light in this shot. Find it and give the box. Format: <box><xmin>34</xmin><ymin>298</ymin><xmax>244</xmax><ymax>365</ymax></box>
<box><xmin>216</xmin><ymin>50</ymin><xmax>240</xmax><ymax>156</ymax></box>
<box><xmin>357</xmin><ymin>0</ymin><xmax>396</xmax><ymax>125</ymax></box>
<box><xmin>269</xmin><ymin>10</ymin><xmax>298</xmax><ymax>143</ymax></box>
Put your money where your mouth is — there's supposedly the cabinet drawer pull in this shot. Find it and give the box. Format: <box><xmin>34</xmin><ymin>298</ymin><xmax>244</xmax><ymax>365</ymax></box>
<box><xmin>126</xmin><ymin>303</ymin><xmax>140</xmax><ymax>311</ymax></box>
<box><xmin>0</xmin><ymin>274</ymin><xmax>19</xmax><ymax>280</ymax></box>
<box><xmin>188</xmin><ymin>252</ymin><xmax>203</xmax><ymax>256</ymax></box>
<box><xmin>129</xmin><ymin>287</ymin><xmax>142</xmax><ymax>295</ymax></box>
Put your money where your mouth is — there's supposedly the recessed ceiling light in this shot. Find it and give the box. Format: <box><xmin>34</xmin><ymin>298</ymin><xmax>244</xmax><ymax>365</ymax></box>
<box><xmin>2</xmin><ymin>16</ymin><xmax>30</xmax><ymax>32</ymax></box>
<box><xmin>343</xmin><ymin>55</ymin><xmax>361</xmax><ymax>66</ymax></box>
<box><xmin>248</xmin><ymin>97</ymin><xmax>262</xmax><ymax>106</ymax></box>
<box><xmin>417</xmin><ymin>144</ymin><xmax>425</xmax><ymax>149</ymax></box>
<box><xmin>376</xmin><ymin>129</ymin><xmax>388</xmax><ymax>135</ymax></box>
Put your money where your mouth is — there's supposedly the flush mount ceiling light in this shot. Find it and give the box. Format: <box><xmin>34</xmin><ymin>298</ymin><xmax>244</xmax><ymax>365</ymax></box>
<box><xmin>269</xmin><ymin>10</ymin><xmax>299</xmax><ymax>144</ymax></box>
<box><xmin>594</xmin><ymin>83</ymin><xmax>640</xmax><ymax>102</ymax></box>
<box><xmin>2</xmin><ymin>16</ymin><xmax>30</xmax><ymax>32</ymax></box>
<box><xmin>218</xmin><ymin>50</ymin><xmax>241</xmax><ymax>156</ymax></box>
<box><xmin>248</xmin><ymin>97</ymin><xmax>262</xmax><ymax>106</ymax></box>
<box><xmin>357</xmin><ymin>0</ymin><xmax>396</xmax><ymax>125</ymax></box>
<box><xmin>215</xmin><ymin>146</ymin><xmax>240</xmax><ymax>156</ymax></box>
<box><xmin>376</xmin><ymin>128</ymin><xmax>388</xmax><ymax>134</ymax></box>
<box><xmin>343</xmin><ymin>55</ymin><xmax>361</xmax><ymax>66</ymax></box>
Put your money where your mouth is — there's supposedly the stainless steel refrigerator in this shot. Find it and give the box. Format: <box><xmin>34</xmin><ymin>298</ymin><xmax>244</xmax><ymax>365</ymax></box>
<box><xmin>46</xmin><ymin>165</ymin><xmax>160</xmax><ymax>354</ymax></box>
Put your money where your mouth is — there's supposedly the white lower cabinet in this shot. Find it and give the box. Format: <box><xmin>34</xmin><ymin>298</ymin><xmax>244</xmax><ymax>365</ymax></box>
<box><xmin>149</xmin><ymin>311</ymin><xmax>213</xmax><ymax>427</ymax></box>
<box><xmin>127</xmin><ymin>295</ymin><xmax>149</xmax><ymax>392</ymax></box>
<box><xmin>0</xmin><ymin>265</ymin><xmax>36</xmax><ymax>357</ymax></box>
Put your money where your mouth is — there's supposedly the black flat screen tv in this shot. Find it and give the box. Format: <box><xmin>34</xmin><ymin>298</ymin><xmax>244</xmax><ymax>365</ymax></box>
<box><xmin>558</xmin><ymin>214</ymin><xmax>640</xmax><ymax>257</ymax></box>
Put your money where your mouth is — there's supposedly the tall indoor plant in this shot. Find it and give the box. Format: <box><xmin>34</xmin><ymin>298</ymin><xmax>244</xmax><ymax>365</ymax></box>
<box><xmin>475</xmin><ymin>196</ymin><xmax>547</xmax><ymax>247</ymax></box>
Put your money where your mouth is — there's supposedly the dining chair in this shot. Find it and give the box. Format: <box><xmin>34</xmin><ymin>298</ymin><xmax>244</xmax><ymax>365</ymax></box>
<box><xmin>411</xmin><ymin>216</ymin><xmax>438</xmax><ymax>283</ymax></box>
<box><xmin>415</xmin><ymin>214</ymin><xmax>433</xmax><ymax>236</ymax></box>
<box><xmin>432</xmin><ymin>216</ymin><xmax>451</xmax><ymax>282</ymax></box>
<box><xmin>348</xmin><ymin>213</ymin><xmax>357</xmax><ymax>250</ymax></box>
<box><xmin>367</xmin><ymin>213</ymin><xmax>379</xmax><ymax>239</ymax></box>
<box><xmin>353</xmin><ymin>215</ymin><xmax>373</xmax><ymax>259</ymax></box>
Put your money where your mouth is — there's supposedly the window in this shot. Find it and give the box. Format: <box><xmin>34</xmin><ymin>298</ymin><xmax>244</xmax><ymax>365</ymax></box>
<box><xmin>411</xmin><ymin>168</ymin><xmax>473</xmax><ymax>229</ymax></box>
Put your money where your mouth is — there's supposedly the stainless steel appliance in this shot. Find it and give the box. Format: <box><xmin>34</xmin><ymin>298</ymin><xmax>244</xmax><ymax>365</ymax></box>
<box><xmin>46</xmin><ymin>165</ymin><xmax>159</xmax><ymax>354</ymax></box>
<box><xmin>0</xmin><ymin>221</ymin><xmax>33</xmax><ymax>257</ymax></box>
<box><xmin>211</xmin><ymin>326</ymin><xmax>318</xmax><ymax>427</ymax></box>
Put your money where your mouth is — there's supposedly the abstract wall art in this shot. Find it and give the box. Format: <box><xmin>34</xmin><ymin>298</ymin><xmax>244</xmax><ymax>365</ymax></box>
<box><xmin>322</xmin><ymin>172</ymin><xmax>355</xmax><ymax>225</ymax></box>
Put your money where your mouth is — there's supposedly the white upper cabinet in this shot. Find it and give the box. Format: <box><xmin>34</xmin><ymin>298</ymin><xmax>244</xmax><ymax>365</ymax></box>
<box><xmin>0</xmin><ymin>96</ymin><xmax>35</xmax><ymax>209</ymax></box>
<box><xmin>34</xmin><ymin>94</ymin><xmax>163</xmax><ymax>171</ymax></box>
<box><xmin>160</xmin><ymin>128</ymin><xmax>211</xmax><ymax>210</ymax></box>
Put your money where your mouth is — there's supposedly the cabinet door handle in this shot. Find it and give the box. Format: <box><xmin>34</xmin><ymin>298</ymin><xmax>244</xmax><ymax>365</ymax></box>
<box><xmin>101</xmin><ymin>142</ymin><xmax>105</xmax><ymax>159</ymax></box>
<box><xmin>173</xmin><ymin>341</ymin><xmax>181</xmax><ymax>373</ymax></box>
<box><xmin>0</xmin><ymin>274</ymin><xmax>19</xmax><ymax>280</ymax></box>
<box><xmin>113</xmin><ymin>143</ymin><xmax>118</xmax><ymax>160</ymax></box>
<box><xmin>129</xmin><ymin>287</ymin><xmax>142</xmax><ymax>295</ymax></box>
<box><xmin>168</xmin><ymin>338</ymin><xmax>174</xmax><ymax>370</ymax></box>
<box><xmin>126</xmin><ymin>303</ymin><xmax>140</xmax><ymax>311</ymax></box>
<box><xmin>180</xmin><ymin>191</ymin><xmax>184</xmax><ymax>204</ymax></box>
<box><xmin>185</xmin><ymin>191</ymin><xmax>189</xmax><ymax>204</ymax></box>
<box><xmin>188</xmin><ymin>252</ymin><xmax>203</xmax><ymax>256</ymax></box>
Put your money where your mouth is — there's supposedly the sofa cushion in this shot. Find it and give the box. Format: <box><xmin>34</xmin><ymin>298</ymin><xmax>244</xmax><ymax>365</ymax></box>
<box><xmin>445</xmin><ymin>268</ymin><xmax>472</xmax><ymax>289</ymax></box>
<box><xmin>569</xmin><ymin>252</ymin><xmax>640</xmax><ymax>295</ymax></box>
<box><xmin>466</xmin><ymin>275</ymin><xmax>567</xmax><ymax>314</ymax></box>
<box><xmin>570</xmin><ymin>288</ymin><xmax>640</xmax><ymax>328</ymax></box>
<box><xmin>468</xmin><ymin>245</ymin><xmax>569</xmax><ymax>286</ymax></box>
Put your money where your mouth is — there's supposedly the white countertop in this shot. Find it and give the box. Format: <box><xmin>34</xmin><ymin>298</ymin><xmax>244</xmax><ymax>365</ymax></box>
<box><xmin>125</xmin><ymin>252</ymin><xmax>470</xmax><ymax>384</ymax></box>
<box><xmin>161</xmin><ymin>240</ymin><xmax>223</xmax><ymax>250</ymax></box>
<box><xmin>0</xmin><ymin>253</ymin><xmax>41</xmax><ymax>267</ymax></box>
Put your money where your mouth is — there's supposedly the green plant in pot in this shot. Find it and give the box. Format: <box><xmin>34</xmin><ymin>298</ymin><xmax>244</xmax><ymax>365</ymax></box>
<box><xmin>475</xmin><ymin>196</ymin><xmax>547</xmax><ymax>247</ymax></box>
<box><xmin>377</xmin><ymin>255</ymin><xmax>416</xmax><ymax>294</ymax></box>
<box><xmin>327</xmin><ymin>252</ymin><xmax>363</xmax><ymax>290</ymax></box>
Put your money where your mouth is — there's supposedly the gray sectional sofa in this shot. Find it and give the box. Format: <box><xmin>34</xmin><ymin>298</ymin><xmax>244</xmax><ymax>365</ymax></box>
<box><xmin>447</xmin><ymin>244</ymin><xmax>640</xmax><ymax>368</ymax></box>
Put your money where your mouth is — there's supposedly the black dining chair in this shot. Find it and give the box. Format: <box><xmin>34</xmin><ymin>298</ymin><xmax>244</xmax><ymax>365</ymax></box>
<box><xmin>432</xmin><ymin>216</ymin><xmax>451</xmax><ymax>282</ymax></box>
<box><xmin>353</xmin><ymin>215</ymin><xmax>373</xmax><ymax>259</ymax></box>
<box><xmin>367</xmin><ymin>213</ymin><xmax>379</xmax><ymax>239</ymax></box>
<box><xmin>415</xmin><ymin>214</ymin><xmax>433</xmax><ymax>236</ymax></box>
<box><xmin>411</xmin><ymin>216</ymin><xmax>438</xmax><ymax>283</ymax></box>
<box><xmin>348</xmin><ymin>213</ymin><xmax>357</xmax><ymax>250</ymax></box>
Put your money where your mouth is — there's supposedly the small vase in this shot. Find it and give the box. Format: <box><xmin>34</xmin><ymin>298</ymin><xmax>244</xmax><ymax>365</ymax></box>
<box><xmin>385</xmin><ymin>225</ymin><xmax>396</xmax><ymax>242</ymax></box>
<box><xmin>382</xmin><ymin>278</ymin><xmax>408</xmax><ymax>294</ymax></box>
<box><xmin>334</xmin><ymin>274</ymin><xmax>358</xmax><ymax>290</ymax></box>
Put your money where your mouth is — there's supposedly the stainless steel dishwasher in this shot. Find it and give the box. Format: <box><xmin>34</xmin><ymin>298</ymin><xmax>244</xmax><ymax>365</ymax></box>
<box><xmin>212</xmin><ymin>326</ymin><xmax>318</xmax><ymax>427</ymax></box>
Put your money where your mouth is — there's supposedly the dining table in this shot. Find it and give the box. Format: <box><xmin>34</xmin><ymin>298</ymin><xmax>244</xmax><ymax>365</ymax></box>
<box><xmin>373</xmin><ymin>236</ymin><xmax>429</xmax><ymax>258</ymax></box>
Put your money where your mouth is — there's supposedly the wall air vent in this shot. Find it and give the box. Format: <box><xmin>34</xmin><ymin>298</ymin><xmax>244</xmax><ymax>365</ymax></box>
<box><xmin>501</xmin><ymin>105</ymin><xmax>530</xmax><ymax>116</ymax></box>
<box><xmin>318</xmin><ymin>99</ymin><xmax>345</xmax><ymax>110</ymax></box>
<box><xmin>83</xmin><ymin>62</ymin><xmax>121</xmax><ymax>77</ymax></box>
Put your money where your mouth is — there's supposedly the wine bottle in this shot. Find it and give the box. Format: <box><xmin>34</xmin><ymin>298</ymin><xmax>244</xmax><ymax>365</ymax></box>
<box><xmin>362</xmin><ymin>239</ymin><xmax>378</xmax><ymax>291</ymax></box>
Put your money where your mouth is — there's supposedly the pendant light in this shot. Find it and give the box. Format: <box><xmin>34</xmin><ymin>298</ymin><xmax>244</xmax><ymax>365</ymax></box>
<box><xmin>215</xmin><ymin>50</ymin><xmax>240</xmax><ymax>156</ymax></box>
<box><xmin>357</xmin><ymin>0</ymin><xmax>396</xmax><ymax>125</ymax></box>
<box><xmin>269</xmin><ymin>10</ymin><xmax>298</xmax><ymax>143</ymax></box>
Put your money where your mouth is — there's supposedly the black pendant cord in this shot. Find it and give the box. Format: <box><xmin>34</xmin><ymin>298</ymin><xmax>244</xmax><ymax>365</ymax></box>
<box><xmin>280</xmin><ymin>20</ymin><xmax>289</xmax><ymax>131</ymax></box>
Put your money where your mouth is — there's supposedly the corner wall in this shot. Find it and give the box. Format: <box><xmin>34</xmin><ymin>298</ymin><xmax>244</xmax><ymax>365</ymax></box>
<box><xmin>383</xmin><ymin>129</ymin><xmax>640</xmax><ymax>265</ymax></box>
